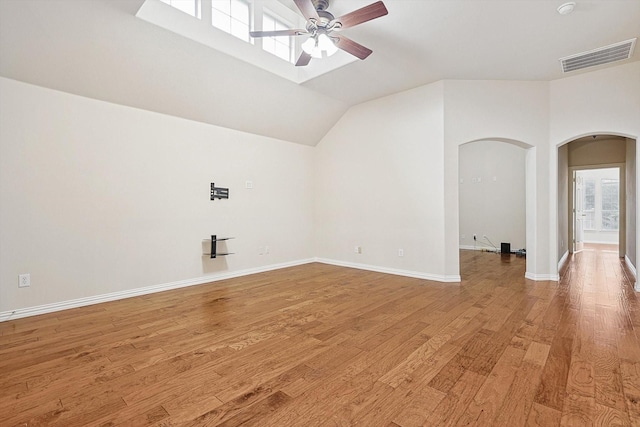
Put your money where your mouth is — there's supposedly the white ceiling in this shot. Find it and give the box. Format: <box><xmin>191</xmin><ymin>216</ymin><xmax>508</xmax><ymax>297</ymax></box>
<box><xmin>1</xmin><ymin>0</ymin><xmax>639</xmax><ymax>146</ymax></box>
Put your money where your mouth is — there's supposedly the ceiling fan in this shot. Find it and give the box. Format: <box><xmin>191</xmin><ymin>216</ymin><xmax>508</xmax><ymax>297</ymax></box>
<box><xmin>249</xmin><ymin>0</ymin><xmax>388</xmax><ymax>66</ymax></box>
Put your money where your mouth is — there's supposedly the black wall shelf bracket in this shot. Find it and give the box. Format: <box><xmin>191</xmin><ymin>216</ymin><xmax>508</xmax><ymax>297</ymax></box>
<box><xmin>211</xmin><ymin>183</ymin><xmax>229</xmax><ymax>200</ymax></box>
<box><xmin>207</xmin><ymin>234</ymin><xmax>235</xmax><ymax>258</ymax></box>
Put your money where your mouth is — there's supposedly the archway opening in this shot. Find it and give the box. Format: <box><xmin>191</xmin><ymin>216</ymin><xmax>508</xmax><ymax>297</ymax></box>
<box><xmin>458</xmin><ymin>139</ymin><xmax>530</xmax><ymax>279</ymax></box>
<box><xmin>557</xmin><ymin>134</ymin><xmax>637</xmax><ymax>279</ymax></box>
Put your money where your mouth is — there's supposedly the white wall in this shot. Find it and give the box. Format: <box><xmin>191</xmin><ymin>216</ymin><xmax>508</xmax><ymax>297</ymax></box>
<box><xmin>0</xmin><ymin>77</ymin><xmax>315</xmax><ymax>314</ymax></box>
<box><xmin>627</xmin><ymin>138</ymin><xmax>637</xmax><ymax>270</ymax></box>
<box><xmin>315</xmin><ymin>82</ymin><xmax>453</xmax><ymax>281</ymax></box>
<box><xmin>557</xmin><ymin>143</ymin><xmax>569</xmax><ymax>263</ymax></box>
<box><xmin>459</xmin><ymin>140</ymin><xmax>527</xmax><ymax>251</ymax></box>
<box><xmin>315</xmin><ymin>65</ymin><xmax>639</xmax><ymax>283</ymax></box>
<box><xmin>550</xmin><ymin>62</ymin><xmax>640</xmax><ymax>146</ymax></box>
<box><xmin>550</xmin><ymin>61</ymin><xmax>640</xmax><ymax>275</ymax></box>
<box><xmin>315</xmin><ymin>79</ymin><xmax>555</xmax><ymax>281</ymax></box>
<box><xmin>3</xmin><ymin>62</ymin><xmax>640</xmax><ymax>317</ymax></box>
<box><xmin>443</xmin><ymin>80</ymin><xmax>551</xmax><ymax>279</ymax></box>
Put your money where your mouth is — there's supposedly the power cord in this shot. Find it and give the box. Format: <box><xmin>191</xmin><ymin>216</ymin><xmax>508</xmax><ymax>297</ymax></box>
<box><xmin>483</xmin><ymin>235</ymin><xmax>499</xmax><ymax>251</ymax></box>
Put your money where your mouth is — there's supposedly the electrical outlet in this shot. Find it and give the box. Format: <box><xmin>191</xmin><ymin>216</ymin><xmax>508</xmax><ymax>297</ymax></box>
<box><xmin>245</xmin><ymin>180</ymin><xmax>253</xmax><ymax>189</ymax></box>
<box><xmin>19</xmin><ymin>273</ymin><xmax>30</xmax><ymax>288</ymax></box>
<box><xmin>354</xmin><ymin>246</ymin><xmax>362</xmax><ymax>254</ymax></box>
<box><xmin>398</xmin><ymin>249</ymin><xmax>404</xmax><ymax>257</ymax></box>
<box><xmin>265</xmin><ymin>246</ymin><xmax>270</xmax><ymax>254</ymax></box>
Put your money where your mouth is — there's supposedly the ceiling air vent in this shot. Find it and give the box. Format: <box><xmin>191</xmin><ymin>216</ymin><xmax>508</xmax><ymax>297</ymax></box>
<box><xmin>559</xmin><ymin>38</ymin><xmax>636</xmax><ymax>73</ymax></box>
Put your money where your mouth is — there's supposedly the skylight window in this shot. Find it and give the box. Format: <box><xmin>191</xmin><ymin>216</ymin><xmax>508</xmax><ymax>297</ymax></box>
<box><xmin>212</xmin><ymin>0</ymin><xmax>250</xmax><ymax>42</ymax></box>
<box><xmin>262</xmin><ymin>12</ymin><xmax>293</xmax><ymax>63</ymax></box>
<box><xmin>160</xmin><ymin>0</ymin><xmax>201</xmax><ymax>18</ymax></box>
<box><xmin>138</xmin><ymin>0</ymin><xmax>358</xmax><ymax>84</ymax></box>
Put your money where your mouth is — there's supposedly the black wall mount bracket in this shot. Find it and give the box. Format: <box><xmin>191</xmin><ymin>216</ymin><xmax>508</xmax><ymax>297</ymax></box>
<box><xmin>211</xmin><ymin>183</ymin><xmax>229</xmax><ymax>200</ymax></box>
<box><xmin>207</xmin><ymin>235</ymin><xmax>234</xmax><ymax>258</ymax></box>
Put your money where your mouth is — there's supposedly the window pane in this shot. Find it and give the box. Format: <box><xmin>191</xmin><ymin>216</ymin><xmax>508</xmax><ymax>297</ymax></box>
<box><xmin>584</xmin><ymin>179</ymin><xmax>595</xmax><ymax>210</ymax></box>
<box><xmin>263</xmin><ymin>14</ymin><xmax>275</xmax><ymax>30</ymax></box>
<box><xmin>601</xmin><ymin>178</ymin><xmax>619</xmax><ymax>230</ymax></box>
<box><xmin>231</xmin><ymin>0</ymin><xmax>249</xmax><ymax>25</ymax></box>
<box><xmin>212</xmin><ymin>0</ymin><xmax>230</xmax><ymax>15</ymax></box>
<box><xmin>262</xmin><ymin>11</ymin><xmax>292</xmax><ymax>63</ymax></box>
<box><xmin>162</xmin><ymin>0</ymin><xmax>200</xmax><ymax>18</ymax></box>
<box><xmin>212</xmin><ymin>0</ymin><xmax>249</xmax><ymax>41</ymax></box>
<box><xmin>275</xmin><ymin>41</ymin><xmax>290</xmax><ymax>61</ymax></box>
<box><xmin>212</xmin><ymin>14</ymin><xmax>230</xmax><ymax>33</ymax></box>
<box><xmin>601</xmin><ymin>179</ymin><xmax>619</xmax><ymax>210</ymax></box>
<box><xmin>602</xmin><ymin>211</ymin><xmax>619</xmax><ymax>230</ymax></box>
<box><xmin>583</xmin><ymin>210</ymin><xmax>595</xmax><ymax>230</ymax></box>
<box><xmin>231</xmin><ymin>20</ymin><xmax>249</xmax><ymax>41</ymax></box>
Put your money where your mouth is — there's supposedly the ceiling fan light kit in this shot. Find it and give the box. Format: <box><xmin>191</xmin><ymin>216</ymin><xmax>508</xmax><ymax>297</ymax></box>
<box><xmin>302</xmin><ymin>32</ymin><xmax>338</xmax><ymax>58</ymax></box>
<box><xmin>249</xmin><ymin>0</ymin><xmax>388</xmax><ymax>67</ymax></box>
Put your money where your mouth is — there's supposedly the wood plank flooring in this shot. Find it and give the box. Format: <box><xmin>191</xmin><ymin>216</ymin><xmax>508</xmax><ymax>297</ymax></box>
<box><xmin>1</xmin><ymin>245</ymin><xmax>639</xmax><ymax>426</ymax></box>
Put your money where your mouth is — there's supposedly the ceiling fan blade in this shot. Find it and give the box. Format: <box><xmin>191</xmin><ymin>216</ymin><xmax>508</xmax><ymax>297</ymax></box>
<box><xmin>249</xmin><ymin>29</ymin><xmax>307</xmax><ymax>38</ymax></box>
<box><xmin>293</xmin><ymin>0</ymin><xmax>320</xmax><ymax>22</ymax></box>
<box><xmin>332</xmin><ymin>1</ymin><xmax>388</xmax><ymax>30</ymax></box>
<box><xmin>334</xmin><ymin>35</ymin><xmax>373</xmax><ymax>60</ymax></box>
<box><xmin>295</xmin><ymin>51</ymin><xmax>312</xmax><ymax>67</ymax></box>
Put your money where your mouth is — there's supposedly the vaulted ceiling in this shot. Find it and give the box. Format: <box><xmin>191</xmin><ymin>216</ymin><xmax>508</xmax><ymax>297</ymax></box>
<box><xmin>1</xmin><ymin>0</ymin><xmax>639</xmax><ymax>145</ymax></box>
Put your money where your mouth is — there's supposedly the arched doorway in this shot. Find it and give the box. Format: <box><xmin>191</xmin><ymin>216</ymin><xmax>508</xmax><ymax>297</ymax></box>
<box><xmin>556</xmin><ymin>134</ymin><xmax>637</xmax><ymax>281</ymax></box>
<box><xmin>458</xmin><ymin>138</ymin><xmax>533</xmax><ymax>279</ymax></box>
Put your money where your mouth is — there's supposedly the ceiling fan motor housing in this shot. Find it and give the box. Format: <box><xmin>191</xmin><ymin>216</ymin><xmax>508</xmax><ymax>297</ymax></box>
<box><xmin>313</xmin><ymin>0</ymin><xmax>330</xmax><ymax>11</ymax></box>
<box><xmin>306</xmin><ymin>7</ymin><xmax>335</xmax><ymax>32</ymax></box>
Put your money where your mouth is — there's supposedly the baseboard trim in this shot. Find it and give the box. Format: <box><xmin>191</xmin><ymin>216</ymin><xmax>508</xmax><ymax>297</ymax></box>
<box><xmin>0</xmin><ymin>258</ymin><xmax>315</xmax><ymax>322</ymax></box>
<box><xmin>625</xmin><ymin>255</ymin><xmax>637</xmax><ymax>279</ymax></box>
<box><xmin>460</xmin><ymin>245</ymin><xmax>478</xmax><ymax>251</ymax></box>
<box><xmin>525</xmin><ymin>272</ymin><xmax>560</xmax><ymax>282</ymax></box>
<box><xmin>459</xmin><ymin>245</ymin><xmax>498</xmax><ymax>252</ymax></box>
<box><xmin>558</xmin><ymin>250</ymin><xmax>569</xmax><ymax>272</ymax></box>
<box><xmin>624</xmin><ymin>255</ymin><xmax>639</xmax><ymax>291</ymax></box>
<box><xmin>315</xmin><ymin>258</ymin><xmax>461</xmax><ymax>283</ymax></box>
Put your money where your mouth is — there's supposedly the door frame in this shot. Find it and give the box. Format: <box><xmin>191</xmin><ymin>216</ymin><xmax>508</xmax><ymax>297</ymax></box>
<box><xmin>573</xmin><ymin>170</ymin><xmax>584</xmax><ymax>253</ymax></box>
<box><xmin>568</xmin><ymin>163</ymin><xmax>626</xmax><ymax>258</ymax></box>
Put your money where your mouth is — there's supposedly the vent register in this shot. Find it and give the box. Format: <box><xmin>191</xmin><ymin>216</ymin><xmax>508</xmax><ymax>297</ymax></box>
<box><xmin>560</xmin><ymin>38</ymin><xmax>636</xmax><ymax>73</ymax></box>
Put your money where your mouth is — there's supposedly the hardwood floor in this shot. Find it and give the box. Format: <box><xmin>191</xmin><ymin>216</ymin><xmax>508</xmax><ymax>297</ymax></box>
<box><xmin>1</xmin><ymin>246</ymin><xmax>639</xmax><ymax>426</ymax></box>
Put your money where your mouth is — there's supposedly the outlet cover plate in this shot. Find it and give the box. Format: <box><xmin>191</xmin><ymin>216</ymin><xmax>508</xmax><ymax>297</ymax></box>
<box><xmin>19</xmin><ymin>274</ymin><xmax>30</xmax><ymax>288</ymax></box>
